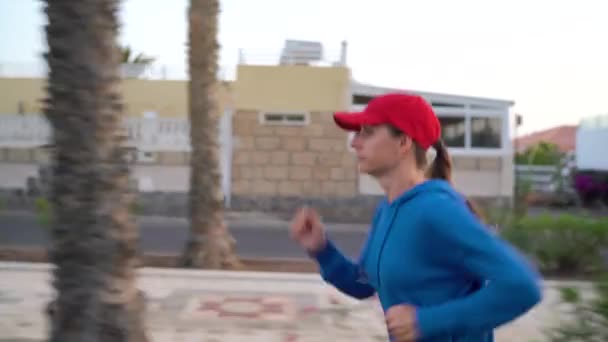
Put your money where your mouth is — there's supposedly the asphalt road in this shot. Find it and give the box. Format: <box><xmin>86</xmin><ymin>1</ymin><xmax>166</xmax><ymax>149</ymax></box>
<box><xmin>0</xmin><ymin>212</ymin><xmax>368</xmax><ymax>259</ymax></box>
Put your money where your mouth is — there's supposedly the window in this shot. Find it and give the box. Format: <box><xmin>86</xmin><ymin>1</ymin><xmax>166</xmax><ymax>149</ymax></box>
<box><xmin>471</xmin><ymin>117</ymin><xmax>502</xmax><ymax>148</ymax></box>
<box><xmin>352</xmin><ymin>94</ymin><xmax>376</xmax><ymax>105</ymax></box>
<box><xmin>469</xmin><ymin>104</ymin><xmax>500</xmax><ymax>110</ymax></box>
<box><xmin>431</xmin><ymin>101</ymin><xmax>465</xmax><ymax>109</ymax></box>
<box><xmin>259</xmin><ymin>112</ymin><xmax>309</xmax><ymax>126</ymax></box>
<box><xmin>438</xmin><ymin>116</ymin><xmax>466</xmax><ymax>148</ymax></box>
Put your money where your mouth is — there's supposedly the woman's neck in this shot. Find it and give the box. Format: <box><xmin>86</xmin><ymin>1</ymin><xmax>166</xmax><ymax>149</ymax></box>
<box><xmin>378</xmin><ymin>166</ymin><xmax>426</xmax><ymax>203</ymax></box>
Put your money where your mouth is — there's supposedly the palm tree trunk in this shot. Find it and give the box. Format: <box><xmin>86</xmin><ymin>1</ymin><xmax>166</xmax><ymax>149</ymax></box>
<box><xmin>43</xmin><ymin>1</ymin><xmax>148</xmax><ymax>341</ymax></box>
<box><xmin>181</xmin><ymin>0</ymin><xmax>241</xmax><ymax>269</ymax></box>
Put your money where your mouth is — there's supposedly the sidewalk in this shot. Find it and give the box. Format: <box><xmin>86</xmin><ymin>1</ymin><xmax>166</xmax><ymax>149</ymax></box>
<box><xmin>0</xmin><ymin>262</ymin><xmax>581</xmax><ymax>341</ymax></box>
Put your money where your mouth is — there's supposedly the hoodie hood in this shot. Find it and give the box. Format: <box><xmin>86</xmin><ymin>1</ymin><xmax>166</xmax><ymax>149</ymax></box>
<box><xmin>390</xmin><ymin>179</ymin><xmax>458</xmax><ymax>207</ymax></box>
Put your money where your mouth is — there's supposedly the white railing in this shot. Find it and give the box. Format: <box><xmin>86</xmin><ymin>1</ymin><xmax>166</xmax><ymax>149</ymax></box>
<box><xmin>515</xmin><ymin>164</ymin><xmax>574</xmax><ymax>194</ymax></box>
<box><xmin>237</xmin><ymin>48</ymin><xmax>345</xmax><ymax>67</ymax></box>
<box><xmin>579</xmin><ymin>113</ymin><xmax>608</xmax><ymax>130</ymax></box>
<box><xmin>0</xmin><ymin>62</ymin><xmax>234</xmax><ymax>81</ymax></box>
<box><xmin>0</xmin><ymin>114</ymin><xmax>231</xmax><ymax>152</ymax></box>
<box><xmin>0</xmin><ymin>115</ymin><xmax>50</xmax><ymax>148</ymax></box>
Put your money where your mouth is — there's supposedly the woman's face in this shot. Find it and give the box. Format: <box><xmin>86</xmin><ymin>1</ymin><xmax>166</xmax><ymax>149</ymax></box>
<box><xmin>350</xmin><ymin>125</ymin><xmax>412</xmax><ymax>177</ymax></box>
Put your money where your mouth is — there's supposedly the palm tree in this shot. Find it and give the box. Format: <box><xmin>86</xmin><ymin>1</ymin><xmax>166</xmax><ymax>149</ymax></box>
<box><xmin>180</xmin><ymin>0</ymin><xmax>241</xmax><ymax>269</ymax></box>
<box><xmin>42</xmin><ymin>0</ymin><xmax>148</xmax><ymax>340</ymax></box>
<box><xmin>120</xmin><ymin>45</ymin><xmax>156</xmax><ymax>65</ymax></box>
<box><xmin>119</xmin><ymin>45</ymin><xmax>155</xmax><ymax>78</ymax></box>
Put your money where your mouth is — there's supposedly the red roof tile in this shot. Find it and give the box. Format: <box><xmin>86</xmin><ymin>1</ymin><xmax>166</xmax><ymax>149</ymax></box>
<box><xmin>514</xmin><ymin>125</ymin><xmax>577</xmax><ymax>153</ymax></box>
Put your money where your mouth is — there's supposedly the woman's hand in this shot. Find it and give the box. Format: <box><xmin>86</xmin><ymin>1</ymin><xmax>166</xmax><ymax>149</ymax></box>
<box><xmin>289</xmin><ymin>206</ymin><xmax>327</xmax><ymax>254</ymax></box>
<box><xmin>385</xmin><ymin>304</ymin><xmax>419</xmax><ymax>341</ymax></box>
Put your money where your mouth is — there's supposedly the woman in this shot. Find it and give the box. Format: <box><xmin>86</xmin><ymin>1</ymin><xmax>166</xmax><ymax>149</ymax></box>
<box><xmin>289</xmin><ymin>93</ymin><xmax>542</xmax><ymax>342</ymax></box>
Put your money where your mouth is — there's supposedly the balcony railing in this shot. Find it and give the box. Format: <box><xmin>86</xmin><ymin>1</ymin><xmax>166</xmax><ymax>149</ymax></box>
<box><xmin>0</xmin><ymin>62</ymin><xmax>234</xmax><ymax>81</ymax></box>
<box><xmin>0</xmin><ymin>114</ymin><xmax>231</xmax><ymax>151</ymax></box>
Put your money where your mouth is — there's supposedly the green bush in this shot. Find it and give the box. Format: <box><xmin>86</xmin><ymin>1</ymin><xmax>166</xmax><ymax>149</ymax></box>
<box><xmin>35</xmin><ymin>197</ymin><xmax>53</xmax><ymax>226</ymax></box>
<box><xmin>484</xmin><ymin>205</ymin><xmax>519</xmax><ymax>230</ymax></box>
<box><xmin>33</xmin><ymin>196</ymin><xmax>140</xmax><ymax>225</ymax></box>
<box><xmin>501</xmin><ymin>214</ymin><xmax>608</xmax><ymax>277</ymax></box>
<box><xmin>515</xmin><ymin>141</ymin><xmax>564</xmax><ymax>166</ymax></box>
<box><xmin>545</xmin><ymin>274</ymin><xmax>608</xmax><ymax>341</ymax></box>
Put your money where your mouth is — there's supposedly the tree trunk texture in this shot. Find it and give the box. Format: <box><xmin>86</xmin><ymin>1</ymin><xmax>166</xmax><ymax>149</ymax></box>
<box><xmin>43</xmin><ymin>0</ymin><xmax>148</xmax><ymax>341</ymax></box>
<box><xmin>181</xmin><ymin>0</ymin><xmax>241</xmax><ymax>269</ymax></box>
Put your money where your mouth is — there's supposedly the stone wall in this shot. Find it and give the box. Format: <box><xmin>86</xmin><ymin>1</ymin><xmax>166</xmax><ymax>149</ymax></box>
<box><xmin>231</xmin><ymin>111</ymin><xmax>358</xmax><ymax>198</ymax></box>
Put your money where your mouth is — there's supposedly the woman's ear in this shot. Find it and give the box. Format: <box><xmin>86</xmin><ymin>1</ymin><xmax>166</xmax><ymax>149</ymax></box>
<box><xmin>399</xmin><ymin>135</ymin><xmax>412</xmax><ymax>151</ymax></box>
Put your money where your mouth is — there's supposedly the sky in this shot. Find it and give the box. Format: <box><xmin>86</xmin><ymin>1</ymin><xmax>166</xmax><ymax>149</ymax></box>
<box><xmin>1</xmin><ymin>0</ymin><xmax>607</xmax><ymax>136</ymax></box>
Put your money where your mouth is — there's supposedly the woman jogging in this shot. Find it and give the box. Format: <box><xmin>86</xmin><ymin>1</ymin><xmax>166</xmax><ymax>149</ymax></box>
<box><xmin>290</xmin><ymin>93</ymin><xmax>542</xmax><ymax>342</ymax></box>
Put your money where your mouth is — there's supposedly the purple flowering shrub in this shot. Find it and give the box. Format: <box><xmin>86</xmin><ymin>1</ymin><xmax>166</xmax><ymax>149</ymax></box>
<box><xmin>574</xmin><ymin>171</ymin><xmax>608</xmax><ymax>206</ymax></box>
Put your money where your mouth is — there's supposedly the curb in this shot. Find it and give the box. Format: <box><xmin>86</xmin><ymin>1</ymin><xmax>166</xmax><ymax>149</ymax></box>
<box><xmin>0</xmin><ymin>247</ymin><xmax>320</xmax><ymax>274</ymax></box>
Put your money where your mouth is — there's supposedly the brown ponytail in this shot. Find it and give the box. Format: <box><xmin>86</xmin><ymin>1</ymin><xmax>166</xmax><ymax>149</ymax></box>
<box><xmin>427</xmin><ymin>139</ymin><xmax>452</xmax><ymax>182</ymax></box>
<box><xmin>427</xmin><ymin>139</ymin><xmax>485</xmax><ymax>221</ymax></box>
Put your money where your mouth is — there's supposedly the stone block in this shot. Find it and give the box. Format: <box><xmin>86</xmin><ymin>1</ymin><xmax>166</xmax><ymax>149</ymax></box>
<box><xmin>233</xmin><ymin>151</ymin><xmax>251</xmax><ymax>165</ymax></box>
<box><xmin>330</xmin><ymin>167</ymin><xmax>345</xmax><ymax>180</ymax></box>
<box><xmin>277</xmin><ymin>181</ymin><xmax>301</xmax><ymax>196</ymax></box>
<box><xmin>274</xmin><ymin>127</ymin><xmax>302</xmax><ymax>137</ymax></box>
<box><xmin>239</xmin><ymin>166</ymin><xmax>263</xmax><ymax>180</ymax></box>
<box><xmin>306</xmin><ymin>124</ymin><xmax>325</xmax><ymax>137</ymax></box>
<box><xmin>344</xmin><ymin>166</ymin><xmax>358</xmax><ymax>181</ymax></box>
<box><xmin>321</xmin><ymin>181</ymin><xmax>356</xmax><ymax>197</ymax></box>
<box><xmin>236</xmin><ymin>136</ymin><xmax>255</xmax><ymax>150</ymax></box>
<box><xmin>250</xmin><ymin>180</ymin><xmax>277</xmax><ymax>195</ymax></box>
<box><xmin>284</xmin><ymin>138</ymin><xmax>306</xmax><ymax>151</ymax></box>
<box><xmin>263</xmin><ymin>166</ymin><xmax>288</xmax><ymax>180</ymax></box>
<box><xmin>320</xmin><ymin>181</ymin><xmax>337</xmax><ymax>195</ymax></box>
<box><xmin>313</xmin><ymin>166</ymin><xmax>331</xmax><ymax>181</ymax></box>
<box><xmin>231</xmin><ymin>180</ymin><xmax>251</xmax><ymax>194</ymax></box>
<box><xmin>313</xmin><ymin>111</ymin><xmax>335</xmax><ymax>124</ymax></box>
<box><xmin>289</xmin><ymin>166</ymin><xmax>312</xmax><ymax>181</ymax></box>
<box><xmin>291</xmin><ymin>152</ymin><xmax>316</xmax><ymax>166</ymax></box>
<box><xmin>335</xmin><ymin>181</ymin><xmax>356</xmax><ymax>196</ymax></box>
<box><xmin>300</xmin><ymin>181</ymin><xmax>323</xmax><ymax>196</ymax></box>
<box><xmin>252</xmin><ymin>125</ymin><xmax>275</xmax><ymax>136</ymax></box>
<box><xmin>231</xmin><ymin>166</ymin><xmax>241</xmax><ymax>179</ymax></box>
<box><xmin>329</xmin><ymin>138</ymin><xmax>346</xmax><ymax>152</ymax></box>
<box><xmin>342</xmin><ymin>153</ymin><xmax>357</xmax><ymax>167</ymax></box>
<box><xmin>318</xmin><ymin>152</ymin><xmax>344</xmax><ymax>167</ymax></box>
<box><xmin>308</xmin><ymin>138</ymin><xmax>334</xmax><ymax>152</ymax></box>
<box><xmin>250</xmin><ymin>151</ymin><xmax>271</xmax><ymax>165</ymax></box>
<box><xmin>270</xmin><ymin>151</ymin><xmax>289</xmax><ymax>165</ymax></box>
<box><xmin>323</xmin><ymin>125</ymin><xmax>347</xmax><ymax>138</ymax></box>
<box><xmin>233</xmin><ymin>118</ymin><xmax>254</xmax><ymax>135</ymax></box>
<box><xmin>255</xmin><ymin>137</ymin><xmax>281</xmax><ymax>150</ymax></box>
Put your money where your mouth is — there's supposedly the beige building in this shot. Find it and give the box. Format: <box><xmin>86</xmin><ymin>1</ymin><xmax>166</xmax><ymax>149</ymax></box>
<box><xmin>0</xmin><ymin>57</ymin><xmax>514</xmax><ymax>221</ymax></box>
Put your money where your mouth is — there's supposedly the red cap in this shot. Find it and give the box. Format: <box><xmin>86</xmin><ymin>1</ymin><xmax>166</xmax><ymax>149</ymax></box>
<box><xmin>334</xmin><ymin>93</ymin><xmax>441</xmax><ymax>150</ymax></box>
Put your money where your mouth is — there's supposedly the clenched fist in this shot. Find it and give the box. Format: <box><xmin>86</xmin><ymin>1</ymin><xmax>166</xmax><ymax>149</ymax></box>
<box><xmin>385</xmin><ymin>304</ymin><xmax>419</xmax><ymax>342</ymax></box>
<box><xmin>289</xmin><ymin>206</ymin><xmax>326</xmax><ymax>254</ymax></box>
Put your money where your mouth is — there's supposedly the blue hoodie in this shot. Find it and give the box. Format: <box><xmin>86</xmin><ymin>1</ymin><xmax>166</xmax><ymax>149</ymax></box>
<box><xmin>313</xmin><ymin>179</ymin><xmax>542</xmax><ymax>341</ymax></box>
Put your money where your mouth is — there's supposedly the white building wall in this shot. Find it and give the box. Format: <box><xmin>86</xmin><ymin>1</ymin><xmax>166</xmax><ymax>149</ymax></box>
<box><xmin>576</xmin><ymin>115</ymin><xmax>608</xmax><ymax>171</ymax></box>
<box><xmin>0</xmin><ymin>112</ymin><xmax>234</xmax><ymax>202</ymax></box>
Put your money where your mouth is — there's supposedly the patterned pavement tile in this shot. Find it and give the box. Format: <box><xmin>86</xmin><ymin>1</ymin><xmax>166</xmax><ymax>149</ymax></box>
<box><xmin>0</xmin><ymin>262</ymin><xmax>592</xmax><ymax>341</ymax></box>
